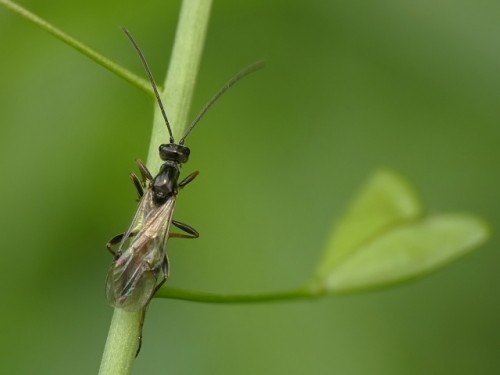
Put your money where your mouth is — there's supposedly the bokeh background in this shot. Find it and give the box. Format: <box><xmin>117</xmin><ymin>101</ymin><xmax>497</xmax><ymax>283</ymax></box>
<box><xmin>1</xmin><ymin>0</ymin><xmax>499</xmax><ymax>374</ymax></box>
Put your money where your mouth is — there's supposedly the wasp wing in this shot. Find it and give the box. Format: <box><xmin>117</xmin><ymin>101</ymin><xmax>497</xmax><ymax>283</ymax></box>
<box><xmin>106</xmin><ymin>189</ymin><xmax>176</xmax><ymax>311</ymax></box>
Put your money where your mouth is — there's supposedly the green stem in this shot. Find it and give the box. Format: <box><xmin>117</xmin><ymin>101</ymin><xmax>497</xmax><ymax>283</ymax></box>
<box><xmin>0</xmin><ymin>0</ymin><xmax>152</xmax><ymax>95</ymax></box>
<box><xmin>98</xmin><ymin>310</ymin><xmax>142</xmax><ymax>375</ymax></box>
<box><xmin>146</xmin><ymin>0</ymin><xmax>213</xmax><ymax>172</ymax></box>
<box><xmin>99</xmin><ymin>0</ymin><xmax>212</xmax><ymax>374</ymax></box>
<box><xmin>156</xmin><ymin>286</ymin><xmax>324</xmax><ymax>303</ymax></box>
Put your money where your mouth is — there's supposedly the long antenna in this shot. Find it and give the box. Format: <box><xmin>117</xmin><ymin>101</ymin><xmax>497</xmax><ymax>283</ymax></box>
<box><xmin>122</xmin><ymin>27</ymin><xmax>175</xmax><ymax>144</ymax></box>
<box><xmin>179</xmin><ymin>61</ymin><xmax>265</xmax><ymax>145</ymax></box>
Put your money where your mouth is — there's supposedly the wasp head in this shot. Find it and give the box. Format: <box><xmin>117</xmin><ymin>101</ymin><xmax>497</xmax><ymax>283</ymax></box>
<box><xmin>159</xmin><ymin>143</ymin><xmax>190</xmax><ymax>164</ymax></box>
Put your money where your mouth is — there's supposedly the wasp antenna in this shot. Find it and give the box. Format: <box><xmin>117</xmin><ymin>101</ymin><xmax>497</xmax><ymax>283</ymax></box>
<box><xmin>122</xmin><ymin>27</ymin><xmax>175</xmax><ymax>144</ymax></box>
<box><xmin>179</xmin><ymin>60</ymin><xmax>265</xmax><ymax>145</ymax></box>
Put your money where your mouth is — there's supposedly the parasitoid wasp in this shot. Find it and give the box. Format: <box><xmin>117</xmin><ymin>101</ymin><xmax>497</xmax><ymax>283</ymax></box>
<box><xmin>105</xmin><ymin>28</ymin><xmax>263</xmax><ymax>314</ymax></box>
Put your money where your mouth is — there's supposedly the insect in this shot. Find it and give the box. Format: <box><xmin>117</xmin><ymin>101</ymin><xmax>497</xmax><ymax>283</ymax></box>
<box><xmin>105</xmin><ymin>28</ymin><xmax>263</xmax><ymax>314</ymax></box>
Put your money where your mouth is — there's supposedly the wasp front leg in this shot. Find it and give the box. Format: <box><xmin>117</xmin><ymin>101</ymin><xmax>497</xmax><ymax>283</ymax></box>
<box><xmin>136</xmin><ymin>159</ymin><xmax>153</xmax><ymax>184</ymax></box>
<box><xmin>130</xmin><ymin>159</ymin><xmax>154</xmax><ymax>200</ymax></box>
<box><xmin>129</xmin><ymin>172</ymin><xmax>144</xmax><ymax>200</ymax></box>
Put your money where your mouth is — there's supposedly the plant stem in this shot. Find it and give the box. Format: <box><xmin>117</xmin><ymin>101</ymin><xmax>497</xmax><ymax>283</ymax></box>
<box><xmin>98</xmin><ymin>310</ymin><xmax>142</xmax><ymax>375</ymax></box>
<box><xmin>0</xmin><ymin>0</ymin><xmax>152</xmax><ymax>95</ymax></box>
<box><xmin>99</xmin><ymin>0</ymin><xmax>212</xmax><ymax>374</ymax></box>
<box><xmin>146</xmin><ymin>0</ymin><xmax>213</xmax><ymax>172</ymax></box>
<box><xmin>156</xmin><ymin>286</ymin><xmax>325</xmax><ymax>303</ymax></box>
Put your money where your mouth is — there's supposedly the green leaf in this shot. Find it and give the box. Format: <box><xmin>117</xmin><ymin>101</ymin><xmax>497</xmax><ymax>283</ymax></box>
<box><xmin>311</xmin><ymin>170</ymin><xmax>489</xmax><ymax>294</ymax></box>
<box><xmin>314</xmin><ymin>169</ymin><xmax>423</xmax><ymax>278</ymax></box>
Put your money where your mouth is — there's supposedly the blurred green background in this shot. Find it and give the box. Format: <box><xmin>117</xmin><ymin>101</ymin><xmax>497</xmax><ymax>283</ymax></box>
<box><xmin>1</xmin><ymin>0</ymin><xmax>499</xmax><ymax>374</ymax></box>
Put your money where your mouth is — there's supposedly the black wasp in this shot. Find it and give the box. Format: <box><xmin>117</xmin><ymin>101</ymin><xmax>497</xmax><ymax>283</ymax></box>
<box><xmin>105</xmin><ymin>28</ymin><xmax>263</xmax><ymax>313</ymax></box>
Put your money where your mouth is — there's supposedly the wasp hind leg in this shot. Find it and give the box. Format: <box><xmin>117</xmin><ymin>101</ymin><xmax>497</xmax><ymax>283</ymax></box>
<box><xmin>170</xmin><ymin>220</ymin><xmax>199</xmax><ymax>239</ymax></box>
<box><xmin>136</xmin><ymin>258</ymin><xmax>169</xmax><ymax>357</ymax></box>
<box><xmin>135</xmin><ymin>309</ymin><xmax>146</xmax><ymax>357</ymax></box>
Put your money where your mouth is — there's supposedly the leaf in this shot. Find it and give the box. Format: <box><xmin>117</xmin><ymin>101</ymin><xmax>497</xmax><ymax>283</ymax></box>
<box><xmin>314</xmin><ymin>169</ymin><xmax>423</xmax><ymax>278</ymax></box>
<box><xmin>311</xmin><ymin>170</ymin><xmax>489</xmax><ymax>294</ymax></box>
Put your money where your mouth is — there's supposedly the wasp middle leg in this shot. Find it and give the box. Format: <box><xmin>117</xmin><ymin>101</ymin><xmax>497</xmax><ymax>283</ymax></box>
<box><xmin>179</xmin><ymin>171</ymin><xmax>199</xmax><ymax>188</ymax></box>
<box><xmin>170</xmin><ymin>220</ymin><xmax>199</xmax><ymax>239</ymax></box>
<box><xmin>106</xmin><ymin>231</ymin><xmax>137</xmax><ymax>258</ymax></box>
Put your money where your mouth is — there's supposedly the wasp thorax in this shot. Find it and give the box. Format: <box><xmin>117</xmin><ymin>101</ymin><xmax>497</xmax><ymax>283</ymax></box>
<box><xmin>159</xmin><ymin>143</ymin><xmax>190</xmax><ymax>164</ymax></box>
<box><xmin>152</xmin><ymin>161</ymin><xmax>180</xmax><ymax>204</ymax></box>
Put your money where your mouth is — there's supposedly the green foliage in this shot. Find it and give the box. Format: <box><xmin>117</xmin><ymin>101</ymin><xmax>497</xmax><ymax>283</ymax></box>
<box><xmin>311</xmin><ymin>170</ymin><xmax>489</xmax><ymax>293</ymax></box>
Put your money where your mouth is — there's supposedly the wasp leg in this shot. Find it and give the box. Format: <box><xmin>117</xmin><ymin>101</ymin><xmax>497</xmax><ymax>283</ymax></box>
<box><xmin>129</xmin><ymin>172</ymin><xmax>144</xmax><ymax>199</ymax></box>
<box><xmin>106</xmin><ymin>234</ymin><xmax>124</xmax><ymax>257</ymax></box>
<box><xmin>128</xmin><ymin>160</ymin><xmax>152</xmax><ymax>201</ymax></box>
<box><xmin>106</xmin><ymin>232</ymin><xmax>137</xmax><ymax>258</ymax></box>
<box><xmin>136</xmin><ymin>257</ymin><xmax>169</xmax><ymax>357</ymax></box>
<box><xmin>136</xmin><ymin>309</ymin><xmax>146</xmax><ymax>357</ymax></box>
<box><xmin>135</xmin><ymin>159</ymin><xmax>153</xmax><ymax>183</ymax></box>
<box><xmin>179</xmin><ymin>171</ymin><xmax>199</xmax><ymax>188</ymax></box>
<box><xmin>170</xmin><ymin>220</ymin><xmax>199</xmax><ymax>239</ymax></box>
<box><xmin>143</xmin><ymin>257</ymin><xmax>169</xmax><ymax>307</ymax></box>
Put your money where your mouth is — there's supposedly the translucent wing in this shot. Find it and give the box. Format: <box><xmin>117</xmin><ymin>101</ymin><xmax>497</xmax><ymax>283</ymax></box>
<box><xmin>106</xmin><ymin>189</ymin><xmax>176</xmax><ymax>311</ymax></box>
